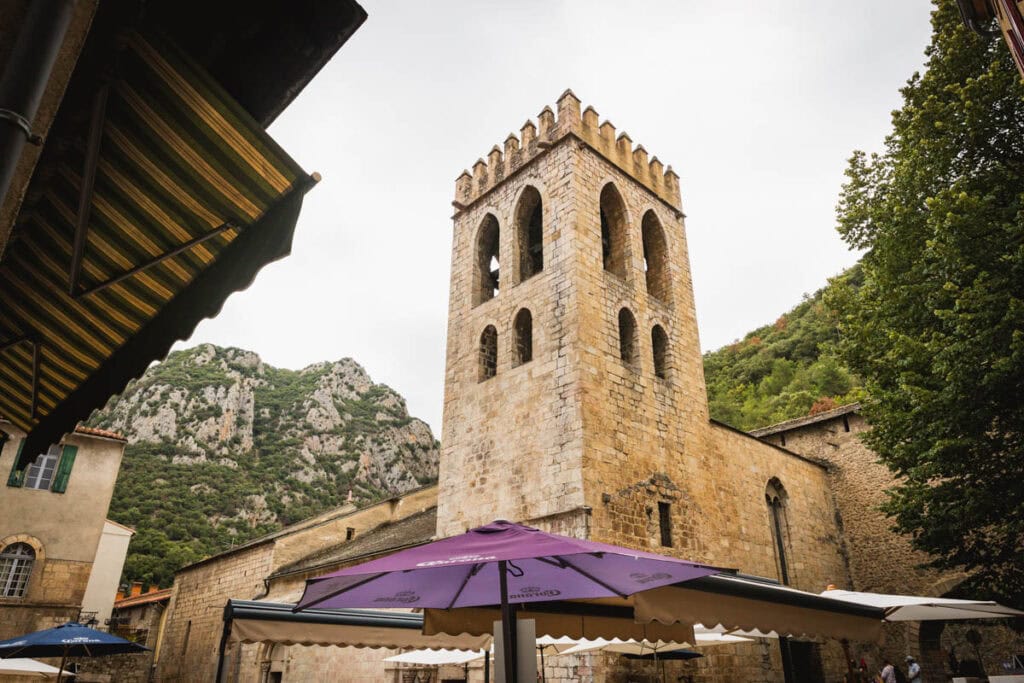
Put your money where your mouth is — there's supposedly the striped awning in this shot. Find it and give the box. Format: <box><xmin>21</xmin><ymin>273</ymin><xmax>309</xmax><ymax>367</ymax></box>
<box><xmin>1</xmin><ymin>31</ymin><xmax>316</xmax><ymax>466</ymax></box>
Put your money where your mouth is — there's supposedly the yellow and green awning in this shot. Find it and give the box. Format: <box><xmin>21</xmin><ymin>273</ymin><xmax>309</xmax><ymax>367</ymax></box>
<box><xmin>0</xmin><ymin>30</ymin><xmax>317</xmax><ymax>465</ymax></box>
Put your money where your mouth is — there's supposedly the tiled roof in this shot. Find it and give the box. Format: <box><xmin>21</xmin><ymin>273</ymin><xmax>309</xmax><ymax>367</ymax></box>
<box><xmin>74</xmin><ymin>425</ymin><xmax>127</xmax><ymax>442</ymax></box>
<box><xmin>270</xmin><ymin>507</ymin><xmax>438</xmax><ymax>578</ymax></box>
<box><xmin>114</xmin><ymin>587</ymin><xmax>172</xmax><ymax>609</ymax></box>
<box><xmin>749</xmin><ymin>403</ymin><xmax>861</xmax><ymax>438</ymax></box>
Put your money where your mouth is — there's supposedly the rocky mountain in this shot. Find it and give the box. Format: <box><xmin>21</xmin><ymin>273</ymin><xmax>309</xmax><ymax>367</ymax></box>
<box><xmin>89</xmin><ymin>344</ymin><xmax>439</xmax><ymax>586</ymax></box>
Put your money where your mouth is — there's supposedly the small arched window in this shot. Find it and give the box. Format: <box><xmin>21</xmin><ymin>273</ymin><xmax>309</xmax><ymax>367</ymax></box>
<box><xmin>600</xmin><ymin>184</ymin><xmax>628</xmax><ymax>277</ymax></box>
<box><xmin>515</xmin><ymin>187</ymin><xmax>543</xmax><ymax>282</ymax></box>
<box><xmin>513</xmin><ymin>309</ymin><xmax>533</xmax><ymax>366</ymax></box>
<box><xmin>473</xmin><ymin>215</ymin><xmax>500</xmax><ymax>306</ymax></box>
<box><xmin>617</xmin><ymin>308</ymin><xmax>638</xmax><ymax>368</ymax></box>
<box><xmin>479</xmin><ymin>325</ymin><xmax>498</xmax><ymax>381</ymax></box>
<box><xmin>0</xmin><ymin>542</ymin><xmax>36</xmax><ymax>598</ymax></box>
<box><xmin>651</xmin><ymin>325</ymin><xmax>669</xmax><ymax>379</ymax></box>
<box><xmin>641</xmin><ymin>211</ymin><xmax>669</xmax><ymax>302</ymax></box>
<box><xmin>765</xmin><ymin>478</ymin><xmax>790</xmax><ymax>585</ymax></box>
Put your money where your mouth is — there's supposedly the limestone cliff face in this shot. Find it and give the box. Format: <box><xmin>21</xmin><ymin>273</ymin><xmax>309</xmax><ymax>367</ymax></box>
<box><xmin>89</xmin><ymin>344</ymin><xmax>439</xmax><ymax>585</ymax></box>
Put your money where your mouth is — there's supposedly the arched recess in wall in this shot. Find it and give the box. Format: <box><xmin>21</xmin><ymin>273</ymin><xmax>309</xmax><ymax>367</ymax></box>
<box><xmin>651</xmin><ymin>324</ymin><xmax>669</xmax><ymax>379</ymax></box>
<box><xmin>641</xmin><ymin>210</ymin><xmax>670</xmax><ymax>302</ymax></box>
<box><xmin>479</xmin><ymin>325</ymin><xmax>498</xmax><ymax>381</ymax></box>
<box><xmin>617</xmin><ymin>307</ymin><xmax>638</xmax><ymax>369</ymax></box>
<box><xmin>600</xmin><ymin>183</ymin><xmax>628</xmax><ymax>278</ymax></box>
<box><xmin>515</xmin><ymin>186</ymin><xmax>543</xmax><ymax>282</ymax></box>
<box><xmin>513</xmin><ymin>308</ymin><xmax>533</xmax><ymax>367</ymax></box>
<box><xmin>765</xmin><ymin>478</ymin><xmax>791</xmax><ymax>585</ymax></box>
<box><xmin>473</xmin><ymin>214</ymin><xmax>500</xmax><ymax>306</ymax></box>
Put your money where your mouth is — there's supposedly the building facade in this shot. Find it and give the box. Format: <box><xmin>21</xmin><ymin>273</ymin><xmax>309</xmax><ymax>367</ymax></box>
<box><xmin>148</xmin><ymin>92</ymin><xmax>1024</xmax><ymax>683</ymax></box>
<box><xmin>0</xmin><ymin>422</ymin><xmax>128</xmax><ymax>639</ymax></box>
<box><xmin>437</xmin><ymin>91</ymin><xmax>851</xmax><ymax>680</ymax></box>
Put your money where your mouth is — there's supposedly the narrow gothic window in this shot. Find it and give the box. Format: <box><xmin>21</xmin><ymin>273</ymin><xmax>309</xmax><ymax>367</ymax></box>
<box><xmin>765</xmin><ymin>479</ymin><xmax>790</xmax><ymax>585</ymax></box>
<box><xmin>618</xmin><ymin>308</ymin><xmax>638</xmax><ymax>368</ymax></box>
<box><xmin>641</xmin><ymin>211</ymin><xmax>669</xmax><ymax>302</ymax></box>
<box><xmin>0</xmin><ymin>542</ymin><xmax>35</xmax><ymax>598</ymax></box>
<box><xmin>658</xmin><ymin>502</ymin><xmax>673</xmax><ymax>547</ymax></box>
<box><xmin>479</xmin><ymin>325</ymin><xmax>498</xmax><ymax>381</ymax></box>
<box><xmin>516</xmin><ymin>187</ymin><xmax>543</xmax><ymax>281</ymax></box>
<box><xmin>651</xmin><ymin>325</ymin><xmax>668</xmax><ymax>379</ymax></box>
<box><xmin>473</xmin><ymin>215</ymin><xmax>500</xmax><ymax>306</ymax></box>
<box><xmin>600</xmin><ymin>183</ymin><xmax>628</xmax><ymax>277</ymax></box>
<box><xmin>513</xmin><ymin>309</ymin><xmax>533</xmax><ymax>366</ymax></box>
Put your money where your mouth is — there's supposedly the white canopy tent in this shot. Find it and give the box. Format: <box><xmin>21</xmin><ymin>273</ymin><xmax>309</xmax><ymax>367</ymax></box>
<box><xmin>384</xmin><ymin>648</ymin><xmax>486</xmax><ymax>665</ymax></box>
<box><xmin>0</xmin><ymin>657</ymin><xmax>65</xmax><ymax>679</ymax></box>
<box><xmin>820</xmin><ymin>589</ymin><xmax>1024</xmax><ymax>621</ymax></box>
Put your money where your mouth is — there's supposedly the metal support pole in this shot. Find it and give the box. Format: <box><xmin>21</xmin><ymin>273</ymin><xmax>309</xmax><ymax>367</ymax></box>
<box><xmin>0</xmin><ymin>0</ymin><xmax>76</xmax><ymax>210</ymax></box>
<box><xmin>215</xmin><ymin>604</ymin><xmax>233</xmax><ymax>683</ymax></box>
<box><xmin>498</xmin><ymin>560</ymin><xmax>518</xmax><ymax>683</ymax></box>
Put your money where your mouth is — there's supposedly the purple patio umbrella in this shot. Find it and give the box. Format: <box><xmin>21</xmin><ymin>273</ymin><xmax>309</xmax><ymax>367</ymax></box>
<box><xmin>296</xmin><ymin>520</ymin><xmax>721</xmax><ymax>683</ymax></box>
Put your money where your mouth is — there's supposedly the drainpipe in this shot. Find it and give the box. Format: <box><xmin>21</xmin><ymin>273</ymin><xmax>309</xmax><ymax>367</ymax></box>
<box><xmin>0</xmin><ymin>0</ymin><xmax>76</xmax><ymax>212</ymax></box>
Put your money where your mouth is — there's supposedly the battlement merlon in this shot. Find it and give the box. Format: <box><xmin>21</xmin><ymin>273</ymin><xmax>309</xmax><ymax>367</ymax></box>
<box><xmin>453</xmin><ymin>89</ymin><xmax>682</xmax><ymax>212</ymax></box>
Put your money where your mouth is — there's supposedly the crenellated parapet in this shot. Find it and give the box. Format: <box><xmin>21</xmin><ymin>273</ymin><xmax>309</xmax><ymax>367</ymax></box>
<box><xmin>454</xmin><ymin>89</ymin><xmax>682</xmax><ymax>211</ymax></box>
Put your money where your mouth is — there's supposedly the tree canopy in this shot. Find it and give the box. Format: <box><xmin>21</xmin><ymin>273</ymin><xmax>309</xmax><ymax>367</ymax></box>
<box><xmin>829</xmin><ymin>1</ymin><xmax>1024</xmax><ymax>603</ymax></box>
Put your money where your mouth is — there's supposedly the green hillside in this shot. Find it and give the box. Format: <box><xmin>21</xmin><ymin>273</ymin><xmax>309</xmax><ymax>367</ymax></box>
<box><xmin>89</xmin><ymin>345</ymin><xmax>440</xmax><ymax>587</ymax></box>
<box><xmin>703</xmin><ymin>269</ymin><xmax>865</xmax><ymax>431</ymax></box>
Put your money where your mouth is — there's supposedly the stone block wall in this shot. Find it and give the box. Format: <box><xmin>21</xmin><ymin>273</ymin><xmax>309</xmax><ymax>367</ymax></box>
<box><xmin>154</xmin><ymin>543</ymin><xmax>273</xmax><ymax>681</ymax></box>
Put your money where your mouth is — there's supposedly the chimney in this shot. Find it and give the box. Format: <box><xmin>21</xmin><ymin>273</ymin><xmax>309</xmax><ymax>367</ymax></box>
<box><xmin>130</xmin><ymin>581</ymin><xmax>143</xmax><ymax>597</ymax></box>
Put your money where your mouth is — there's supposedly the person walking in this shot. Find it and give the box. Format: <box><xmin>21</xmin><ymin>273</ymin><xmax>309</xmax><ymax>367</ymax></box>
<box><xmin>906</xmin><ymin>655</ymin><xmax>922</xmax><ymax>683</ymax></box>
<box><xmin>880</xmin><ymin>659</ymin><xmax>897</xmax><ymax>683</ymax></box>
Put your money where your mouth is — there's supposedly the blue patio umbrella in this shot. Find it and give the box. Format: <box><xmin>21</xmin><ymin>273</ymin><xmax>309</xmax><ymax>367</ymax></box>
<box><xmin>0</xmin><ymin>622</ymin><xmax>149</xmax><ymax>681</ymax></box>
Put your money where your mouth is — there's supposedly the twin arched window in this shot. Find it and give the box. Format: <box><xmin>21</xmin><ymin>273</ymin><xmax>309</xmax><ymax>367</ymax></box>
<box><xmin>617</xmin><ymin>309</ymin><xmax>671</xmax><ymax>379</ymax></box>
<box><xmin>0</xmin><ymin>542</ymin><xmax>35</xmax><ymax>598</ymax></box>
<box><xmin>600</xmin><ymin>184</ymin><xmax>670</xmax><ymax>303</ymax></box>
<box><xmin>479</xmin><ymin>308</ymin><xmax>534</xmax><ymax>381</ymax></box>
<box><xmin>473</xmin><ymin>189</ymin><xmax>545</xmax><ymax>308</ymax></box>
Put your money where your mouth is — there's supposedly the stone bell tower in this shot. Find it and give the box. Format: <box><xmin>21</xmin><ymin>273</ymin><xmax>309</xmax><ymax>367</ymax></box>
<box><xmin>436</xmin><ymin>90</ymin><xmax>711</xmax><ymax>549</ymax></box>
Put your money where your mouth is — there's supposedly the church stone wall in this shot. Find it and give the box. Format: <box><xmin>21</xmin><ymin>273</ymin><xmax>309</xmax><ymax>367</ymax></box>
<box><xmin>155</xmin><ymin>543</ymin><xmax>273</xmax><ymax>682</ymax></box>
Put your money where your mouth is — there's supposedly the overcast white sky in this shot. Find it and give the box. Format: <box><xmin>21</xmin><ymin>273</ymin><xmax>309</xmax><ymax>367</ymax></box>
<box><xmin>179</xmin><ymin>0</ymin><xmax>935</xmax><ymax>433</ymax></box>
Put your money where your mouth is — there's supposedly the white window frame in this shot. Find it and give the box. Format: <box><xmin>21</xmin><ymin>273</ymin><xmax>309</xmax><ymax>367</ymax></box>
<box><xmin>24</xmin><ymin>445</ymin><xmax>61</xmax><ymax>491</ymax></box>
<box><xmin>0</xmin><ymin>543</ymin><xmax>35</xmax><ymax>598</ymax></box>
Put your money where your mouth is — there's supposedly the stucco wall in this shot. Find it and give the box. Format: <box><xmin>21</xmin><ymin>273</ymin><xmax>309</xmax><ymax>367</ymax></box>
<box><xmin>0</xmin><ymin>426</ymin><xmax>125</xmax><ymax>639</ymax></box>
<box><xmin>81</xmin><ymin>520</ymin><xmax>134</xmax><ymax>626</ymax></box>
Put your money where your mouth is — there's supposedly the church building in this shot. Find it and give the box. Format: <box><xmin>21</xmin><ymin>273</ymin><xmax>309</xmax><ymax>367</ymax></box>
<box><xmin>152</xmin><ymin>92</ymin><xmax>1018</xmax><ymax>683</ymax></box>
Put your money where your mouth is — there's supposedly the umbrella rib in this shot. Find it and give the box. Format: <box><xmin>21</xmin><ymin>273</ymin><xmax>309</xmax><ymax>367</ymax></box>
<box><xmin>445</xmin><ymin>563</ymin><xmax>483</xmax><ymax>610</ymax></box>
<box><xmin>543</xmin><ymin>555</ymin><xmax>629</xmax><ymax>598</ymax></box>
<box><xmin>293</xmin><ymin>572</ymin><xmax>388</xmax><ymax>611</ymax></box>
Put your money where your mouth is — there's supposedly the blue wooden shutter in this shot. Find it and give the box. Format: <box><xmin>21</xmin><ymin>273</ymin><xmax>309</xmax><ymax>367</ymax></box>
<box><xmin>51</xmin><ymin>445</ymin><xmax>78</xmax><ymax>493</ymax></box>
<box><xmin>6</xmin><ymin>439</ymin><xmax>25</xmax><ymax>487</ymax></box>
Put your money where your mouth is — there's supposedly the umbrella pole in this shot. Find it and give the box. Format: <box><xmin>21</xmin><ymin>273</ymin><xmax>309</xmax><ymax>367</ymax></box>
<box><xmin>539</xmin><ymin>645</ymin><xmax>546</xmax><ymax>683</ymax></box>
<box><xmin>57</xmin><ymin>649</ymin><xmax>68</xmax><ymax>683</ymax></box>
<box><xmin>498</xmin><ymin>560</ymin><xmax>518</xmax><ymax>683</ymax></box>
<box><xmin>484</xmin><ymin>646</ymin><xmax>490</xmax><ymax>683</ymax></box>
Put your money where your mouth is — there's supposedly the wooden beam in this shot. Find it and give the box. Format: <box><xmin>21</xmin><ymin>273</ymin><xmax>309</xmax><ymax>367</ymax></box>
<box><xmin>69</xmin><ymin>82</ymin><xmax>109</xmax><ymax>296</ymax></box>
<box><xmin>76</xmin><ymin>222</ymin><xmax>235</xmax><ymax>298</ymax></box>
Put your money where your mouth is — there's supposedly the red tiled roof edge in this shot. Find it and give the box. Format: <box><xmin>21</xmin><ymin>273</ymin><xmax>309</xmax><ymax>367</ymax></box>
<box><xmin>74</xmin><ymin>425</ymin><xmax>128</xmax><ymax>442</ymax></box>
<box><xmin>113</xmin><ymin>588</ymin><xmax>173</xmax><ymax>609</ymax></box>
